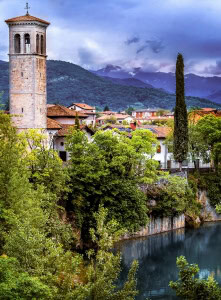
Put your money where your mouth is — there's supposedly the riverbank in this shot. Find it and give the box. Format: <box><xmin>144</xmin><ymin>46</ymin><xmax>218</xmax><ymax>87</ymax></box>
<box><xmin>122</xmin><ymin>187</ymin><xmax>221</xmax><ymax>241</ymax></box>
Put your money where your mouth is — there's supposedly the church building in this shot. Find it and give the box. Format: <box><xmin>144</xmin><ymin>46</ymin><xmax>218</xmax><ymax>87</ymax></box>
<box><xmin>5</xmin><ymin>8</ymin><xmax>94</xmax><ymax>161</ymax></box>
<box><xmin>5</xmin><ymin>8</ymin><xmax>50</xmax><ymax>130</ymax></box>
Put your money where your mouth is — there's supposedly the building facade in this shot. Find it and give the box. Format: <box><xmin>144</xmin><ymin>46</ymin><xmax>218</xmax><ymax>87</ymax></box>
<box><xmin>5</xmin><ymin>13</ymin><xmax>50</xmax><ymax>129</ymax></box>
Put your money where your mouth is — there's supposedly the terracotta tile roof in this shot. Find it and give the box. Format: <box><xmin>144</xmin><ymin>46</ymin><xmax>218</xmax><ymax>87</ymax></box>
<box><xmin>56</xmin><ymin>124</ymin><xmax>94</xmax><ymax>137</ymax></box>
<box><xmin>100</xmin><ymin>111</ymin><xmax>116</xmax><ymax>115</ymax></box>
<box><xmin>47</xmin><ymin>118</ymin><xmax>62</xmax><ymax>129</ymax></box>
<box><xmin>97</xmin><ymin>114</ymin><xmax>132</xmax><ymax>121</ymax></box>
<box><xmin>72</xmin><ymin>103</ymin><xmax>95</xmax><ymax>110</ymax></box>
<box><xmin>136</xmin><ymin>125</ymin><xmax>171</xmax><ymax>138</ymax></box>
<box><xmin>136</xmin><ymin>116</ymin><xmax>173</xmax><ymax>121</ymax></box>
<box><xmin>202</xmin><ymin>108</ymin><xmax>216</xmax><ymax>112</ymax></box>
<box><xmin>47</xmin><ymin>105</ymin><xmax>87</xmax><ymax>118</ymax></box>
<box><xmin>80</xmin><ymin>109</ymin><xmax>96</xmax><ymax>115</ymax></box>
<box><xmin>5</xmin><ymin>14</ymin><xmax>50</xmax><ymax>25</ymax></box>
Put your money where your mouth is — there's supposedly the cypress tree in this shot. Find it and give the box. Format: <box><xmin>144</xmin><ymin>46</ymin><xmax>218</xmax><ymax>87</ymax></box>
<box><xmin>75</xmin><ymin>112</ymin><xmax>80</xmax><ymax>129</ymax></box>
<box><xmin>173</xmin><ymin>53</ymin><xmax>188</xmax><ymax>171</ymax></box>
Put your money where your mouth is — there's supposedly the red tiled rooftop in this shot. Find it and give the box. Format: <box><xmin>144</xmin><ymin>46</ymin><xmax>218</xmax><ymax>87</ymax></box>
<box><xmin>47</xmin><ymin>118</ymin><xmax>62</xmax><ymax>129</ymax></box>
<box><xmin>57</xmin><ymin>124</ymin><xmax>94</xmax><ymax>137</ymax></box>
<box><xmin>72</xmin><ymin>103</ymin><xmax>95</xmax><ymax>110</ymax></box>
<box><xmin>5</xmin><ymin>14</ymin><xmax>50</xmax><ymax>25</ymax></box>
<box><xmin>47</xmin><ymin>105</ymin><xmax>87</xmax><ymax>118</ymax></box>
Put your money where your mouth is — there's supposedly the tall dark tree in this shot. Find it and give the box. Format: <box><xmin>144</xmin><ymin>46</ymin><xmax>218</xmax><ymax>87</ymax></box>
<box><xmin>173</xmin><ymin>53</ymin><xmax>188</xmax><ymax>171</ymax></box>
<box><xmin>75</xmin><ymin>112</ymin><xmax>80</xmax><ymax>129</ymax></box>
<box><xmin>103</xmin><ymin>105</ymin><xmax>110</xmax><ymax>111</ymax></box>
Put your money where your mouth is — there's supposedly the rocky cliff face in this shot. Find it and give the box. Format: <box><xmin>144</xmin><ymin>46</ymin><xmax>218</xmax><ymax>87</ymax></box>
<box><xmin>199</xmin><ymin>190</ymin><xmax>221</xmax><ymax>221</ymax></box>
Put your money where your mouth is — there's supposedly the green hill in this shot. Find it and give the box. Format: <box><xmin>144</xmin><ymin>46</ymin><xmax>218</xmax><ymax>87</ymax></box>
<box><xmin>0</xmin><ymin>60</ymin><xmax>220</xmax><ymax>110</ymax></box>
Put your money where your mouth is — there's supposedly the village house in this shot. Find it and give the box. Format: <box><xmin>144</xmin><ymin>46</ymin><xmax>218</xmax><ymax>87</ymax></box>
<box><xmin>68</xmin><ymin>103</ymin><xmax>96</xmax><ymax>126</ymax></box>
<box><xmin>132</xmin><ymin>108</ymin><xmax>159</xmax><ymax>119</ymax></box>
<box><xmin>97</xmin><ymin>113</ymin><xmax>134</xmax><ymax>125</ymax></box>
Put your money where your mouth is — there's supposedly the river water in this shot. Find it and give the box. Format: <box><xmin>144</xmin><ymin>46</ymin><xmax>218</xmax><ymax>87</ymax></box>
<box><xmin>118</xmin><ymin>222</ymin><xmax>221</xmax><ymax>299</ymax></box>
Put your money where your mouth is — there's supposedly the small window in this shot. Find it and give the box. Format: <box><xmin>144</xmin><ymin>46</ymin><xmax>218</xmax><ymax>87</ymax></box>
<box><xmin>40</xmin><ymin>35</ymin><xmax>44</xmax><ymax>54</ymax></box>
<box><xmin>157</xmin><ymin>145</ymin><xmax>161</xmax><ymax>153</ymax></box>
<box><xmin>21</xmin><ymin>72</ymin><xmax>23</xmax><ymax>77</ymax></box>
<box><xmin>21</xmin><ymin>108</ymin><xmax>24</xmax><ymax>113</ymax></box>
<box><xmin>59</xmin><ymin>151</ymin><xmax>67</xmax><ymax>162</ymax></box>
<box><xmin>36</xmin><ymin>34</ymin><xmax>40</xmax><ymax>53</ymax></box>
<box><xmin>24</xmin><ymin>34</ymin><xmax>31</xmax><ymax>54</ymax></box>
<box><xmin>60</xmin><ymin>142</ymin><xmax>64</xmax><ymax>146</ymax></box>
<box><xmin>14</xmin><ymin>34</ymin><xmax>21</xmax><ymax>53</ymax></box>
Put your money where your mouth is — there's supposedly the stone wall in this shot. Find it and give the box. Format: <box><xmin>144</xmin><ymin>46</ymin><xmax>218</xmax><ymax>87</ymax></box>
<box><xmin>199</xmin><ymin>190</ymin><xmax>221</xmax><ymax>221</ymax></box>
<box><xmin>122</xmin><ymin>214</ymin><xmax>185</xmax><ymax>240</ymax></box>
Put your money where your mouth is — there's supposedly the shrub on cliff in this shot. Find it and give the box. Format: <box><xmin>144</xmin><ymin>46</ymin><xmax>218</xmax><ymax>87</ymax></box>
<box><xmin>146</xmin><ymin>175</ymin><xmax>198</xmax><ymax>218</ymax></box>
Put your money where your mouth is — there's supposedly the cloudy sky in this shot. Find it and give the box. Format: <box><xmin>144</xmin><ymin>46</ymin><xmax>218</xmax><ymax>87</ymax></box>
<box><xmin>1</xmin><ymin>0</ymin><xmax>221</xmax><ymax>75</ymax></box>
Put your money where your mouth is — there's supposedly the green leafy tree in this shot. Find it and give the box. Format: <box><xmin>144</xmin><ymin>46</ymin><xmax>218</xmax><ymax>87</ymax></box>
<box><xmin>70</xmin><ymin>206</ymin><xmax>139</xmax><ymax>300</ymax></box>
<box><xmin>170</xmin><ymin>256</ymin><xmax>221</xmax><ymax>300</ymax></box>
<box><xmin>125</xmin><ymin>106</ymin><xmax>135</xmax><ymax>116</ymax></box>
<box><xmin>66</xmin><ymin>129</ymin><xmax>158</xmax><ymax>242</ymax></box>
<box><xmin>146</xmin><ymin>175</ymin><xmax>198</xmax><ymax>217</ymax></box>
<box><xmin>0</xmin><ymin>256</ymin><xmax>53</xmax><ymax>300</ymax></box>
<box><xmin>195</xmin><ymin>115</ymin><xmax>221</xmax><ymax>171</ymax></box>
<box><xmin>103</xmin><ymin>105</ymin><xmax>110</xmax><ymax>111</ymax></box>
<box><xmin>104</xmin><ymin>116</ymin><xmax>117</xmax><ymax>124</ymax></box>
<box><xmin>173</xmin><ymin>53</ymin><xmax>188</xmax><ymax>170</ymax></box>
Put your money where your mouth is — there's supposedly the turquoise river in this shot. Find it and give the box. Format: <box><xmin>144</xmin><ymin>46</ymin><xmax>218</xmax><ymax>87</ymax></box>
<box><xmin>118</xmin><ymin>222</ymin><xmax>221</xmax><ymax>299</ymax></box>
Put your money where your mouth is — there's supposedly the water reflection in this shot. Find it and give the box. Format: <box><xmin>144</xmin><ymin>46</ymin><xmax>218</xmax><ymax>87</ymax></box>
<box><xmin>118</xmin><ymin>222</ymin><xmax>221</xmax><ymax>299</ymax></box>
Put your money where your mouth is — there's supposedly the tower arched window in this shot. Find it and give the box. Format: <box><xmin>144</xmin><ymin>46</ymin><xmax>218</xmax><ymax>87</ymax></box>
<box><xmin>14</xmin><ymin>34</ymin><xmax>21</xmax><ymax>54</ymax></box>
<box><xmin>24</xmin><ymin>34</ymin><xmax>31</xmax><ymax>54</ymax></box>
<box><xmin>36</xmin><ymin>34</ymin><xmax>39</xmax><ymax>53</ymax></box>
<box><xmin>40</xmin><ymin>35</ymin><xmax>44</xmax><ymax>54</ymax></box>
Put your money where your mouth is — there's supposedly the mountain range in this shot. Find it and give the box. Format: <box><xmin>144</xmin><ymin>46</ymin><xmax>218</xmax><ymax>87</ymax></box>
<box><xmin>0</xmin><ymin>60</ymin><xmax>220</xmax><ymax>110</ymax></box>
<box><xmin>93</xmin><ymin>64</ymin><xmax>221</xmax><ymax>104</ymax></box>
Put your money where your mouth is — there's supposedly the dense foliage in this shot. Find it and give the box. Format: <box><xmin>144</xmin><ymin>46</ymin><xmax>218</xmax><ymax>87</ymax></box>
<box><xmin>191</xmin><ymin>173</ymin><xmax>221</xmax><ymax>210</ymax></box>
<box><xmin>146</xmin><ymin>176</ymin><xmax>199</xmax><ymax>218</ymax></box>
<box><xmin>66</xmin><ymin>129</ymin><xmax>158</xmax><ymax>242</ymax></box>
<box><xmin>0</xmin><ymin>113</ymin><xmax>139</xmax><ymax>299</ymax></box>
<box><xmin>170</xmin><ymin>256</ymin><xmax>221</xmax><ymax>300</ymax></box>
<box><xmin>195</xmin><ymin>115</ymin><xmax>221</xmax><ymax>170</ymax></box>
<box><xmin>173</xmin><ymin>53</ymin><xmax>188</xmax><ymax>166</ymax></box>
<box><xmin>0</xmin><ymin>60</ymin><xmax>220</xmax><ymax>110</ymax></box>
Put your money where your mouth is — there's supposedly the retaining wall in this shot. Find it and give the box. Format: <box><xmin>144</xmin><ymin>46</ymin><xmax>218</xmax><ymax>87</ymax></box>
<box><xmin>123</xmin><ymin>214</ymin><xmax>185</xmax><ymax>240</ymax></box>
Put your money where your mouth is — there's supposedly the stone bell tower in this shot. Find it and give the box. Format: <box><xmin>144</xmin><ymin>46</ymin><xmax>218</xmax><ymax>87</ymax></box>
<box><xmin>5</xmin><ymin>7</ymin><xmax>50</xmax><ymax>129</ymax></box>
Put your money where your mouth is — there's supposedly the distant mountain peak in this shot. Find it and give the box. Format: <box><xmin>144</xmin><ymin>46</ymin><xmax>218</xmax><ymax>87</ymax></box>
<box><xmin>99</xmin><ymin>64</ymin><xmax>122</xmax><ymax>73</ymax></box>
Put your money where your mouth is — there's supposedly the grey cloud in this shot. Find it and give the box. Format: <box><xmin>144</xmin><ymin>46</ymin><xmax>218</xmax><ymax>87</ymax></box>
<box><xmin>125</xmin><ymin>37</ymin><xmax>140</xmax><ymax>45</ymax></box>
<box><xmin>136</xmin><ymin>39</ymin><xmax>164</xmax><ymax>54</ymax></box>
<box><xmin>145</xmin><ymin>39</ymin><xmax>164</xmax><ymax>54</ymax></box>
<box><xmin>78</xmin><ymin>47</ymin><xmax>98</xmax><ymax>66</ymax></box>
<box><xmin>136</xmin><ymin>44</ymin><xmax>148</xmax><ymax>54</ymax></box>
<box><xmin>203</xmin><ymin>61</ymin><xmax>221</xmax><ymax>75</ymax></box>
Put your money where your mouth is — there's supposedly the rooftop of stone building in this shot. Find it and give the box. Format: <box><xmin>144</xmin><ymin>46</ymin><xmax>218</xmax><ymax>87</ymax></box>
<box><xmin>47</xmin><ymin>118</ymin><xmax>62</xmax><ymax>130</ymax></box>
<box><xmin>47</xmin><ymin>105</ymin><xmax>88</xmax><ymax>118</ymax></box>
<box><xmin>5</xmin><ymin>14</ymin><xmax>50</xmax><ymax>25</ymax></box>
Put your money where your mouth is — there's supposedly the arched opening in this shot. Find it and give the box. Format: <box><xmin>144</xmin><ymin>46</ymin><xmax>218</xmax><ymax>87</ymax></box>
<box><xmin>40</xmin><ymin>35</ymin><xmax>44</xmax><ymax>54</ymax></box>
<box><xmin>36</xmin><ymin>34</ymin><xmax>39</xmax><ymax>53</ymax></box>
<box><xmin>14</xmin><ymin>34</ymin><xmax>21</xmax><ymax>53</ymax></box>
<box><xmin>24</xmin><ymin>34</ymin><xmax>31</xmax><ymax>54</ymax></box>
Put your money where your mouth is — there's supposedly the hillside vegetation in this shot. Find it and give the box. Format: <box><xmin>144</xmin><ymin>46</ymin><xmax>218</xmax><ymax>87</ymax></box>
<box><xmin>0</xmin><ymin>60</ymin><xmax>220</xmax><ymax>110</ymax></box>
